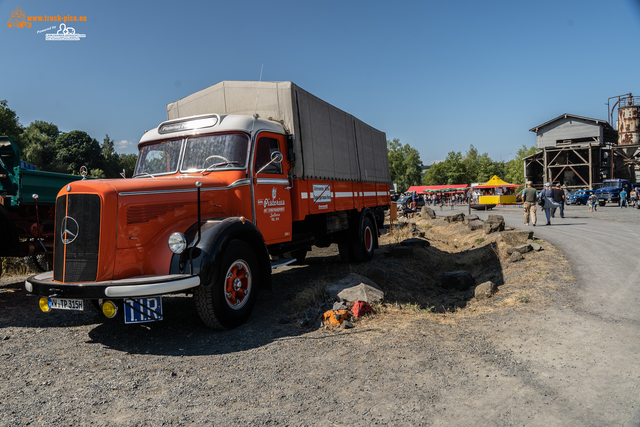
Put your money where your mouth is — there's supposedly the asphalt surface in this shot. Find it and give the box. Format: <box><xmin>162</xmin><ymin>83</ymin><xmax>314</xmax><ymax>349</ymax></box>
<box><xmin>438</xmin><ymin>202</ymin><xmax>640</xmax><ymax>425</ymax></box>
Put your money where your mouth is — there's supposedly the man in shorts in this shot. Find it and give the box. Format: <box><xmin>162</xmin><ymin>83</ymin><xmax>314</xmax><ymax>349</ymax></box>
<box><xmin>522</xmin><ymin>181</ymin><xmax>538</xmax><ymax>226</ymax></box>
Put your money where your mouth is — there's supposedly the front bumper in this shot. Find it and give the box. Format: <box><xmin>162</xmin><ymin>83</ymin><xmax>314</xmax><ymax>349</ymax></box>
<box><xmin>25</xmin><ymin>272</ymin><xmax>201</xmax><ymax>299</ymax></box>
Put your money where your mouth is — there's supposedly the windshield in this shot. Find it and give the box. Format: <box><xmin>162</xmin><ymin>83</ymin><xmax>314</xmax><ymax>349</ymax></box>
<box><xmin>181</xmin><ymin>133</ymin><xmax>250</xmax><ymax>172</ymax></box>
<box><xmin>135</xmin><ymin>140</ymin><xmax>182</xmax><ymax>176</ymax></box>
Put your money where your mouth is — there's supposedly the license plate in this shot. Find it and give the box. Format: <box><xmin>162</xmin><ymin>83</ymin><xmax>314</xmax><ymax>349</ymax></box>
<box><xmin>49</xmin><ymin>298</ymin><xmax>84</xmax><ymax>311</ymax></box>
<box><xmin>123</xmin><ymin>297</ymin><xmax>163</xmax><ymax>324</ymax></box>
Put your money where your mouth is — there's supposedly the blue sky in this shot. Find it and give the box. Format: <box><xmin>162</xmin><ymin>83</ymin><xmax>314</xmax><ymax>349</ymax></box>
<box><xmin>2</xmin><ymin>0</ymin><xmax>640</xmax><ymax>165</ymax></box>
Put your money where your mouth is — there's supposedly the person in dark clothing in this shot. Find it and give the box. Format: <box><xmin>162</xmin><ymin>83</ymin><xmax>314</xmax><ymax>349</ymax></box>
<box><xmin>551</xmin><ymin>183</ymin><xmax>565</xmax><ymax>218</ymax></box>
<box><xmin>540</xmin><ymin>182</ymin><xmax>555</xmax><ymax>225</ymax></box>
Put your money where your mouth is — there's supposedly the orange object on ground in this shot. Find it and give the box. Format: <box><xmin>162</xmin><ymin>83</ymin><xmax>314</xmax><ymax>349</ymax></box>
<box><xmin>323</xmin><ymin>310</ymin><xmax>350</xmax><ymax>327</ymax></box>
<box><xmin>351</xmin><ymin>301</ymin><xmax>373</xmax><ymax>318</ymax></box>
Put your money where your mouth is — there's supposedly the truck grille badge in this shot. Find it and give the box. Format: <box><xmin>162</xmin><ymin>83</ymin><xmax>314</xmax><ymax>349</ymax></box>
<box><xmin>61</xmin><ymin>216</ymin><xmax>79</xmax><ymax>244</ymax></box>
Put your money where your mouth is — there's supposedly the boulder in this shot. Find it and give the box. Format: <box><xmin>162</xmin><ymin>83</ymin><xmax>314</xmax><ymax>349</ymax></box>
<box><xmin>467</xmin><ymin>219</ymin><xmax>484</xmax><ymax>231</ymax></box>
<box><xmin>530</xmin><ymin>242</ymin><xmax>542</xmax><ymax>251</ymax></box>
<box><xmin>500</xmin><ymin>230</ymin><xmax>534</xmax><ymax>246</ymax></box>
<box><xmin>506</xmin><ymin>243</ymin><xmax>532</xmax><ymax>255</ymax></box>
<box><xmin>325</xmin><ymin>273</ymin><xmax>384</xmax><ymax>304</ymax></box>
<box><xmin>400</xmin><ymin>237</ymin><xmax>430</xmax><ymax>248</ymax></box>
<box><xmin>442</xmin><ymin>270</ymin><xmax>475</xmax><ymax>291</ymax></box>
<box><xmin>474</xmin><ymin>281</ymin><xmax>497</xmax><ymax>299</ymax></box>
<box><xmin>465</xmin><ymin>214</ymin><xmax>480</xmax><ymax>223</ymax></box>
<box><xmin>510</xmin><ymin>251</ymin><xmax>523</xmax><ymax>262</ymax></box>
<box><xmin>445</xmin><ymin>213</ymin><xmax>465</xmax><ymax>223</ymax></box>
<box><xmin>421</xmin><ymin>206</ymin><xmax>436</xmax><ymax>219</ymax></box>
<box><xmin>483</xmin><ymin>215</ymin><xmax>505</xmax><ymax>234</ymax></box>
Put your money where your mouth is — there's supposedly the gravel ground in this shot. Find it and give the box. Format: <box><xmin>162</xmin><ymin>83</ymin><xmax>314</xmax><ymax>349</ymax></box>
<box><xmin>0</xmin><ymin>210</ymin><xmax>637</xmax><ymax>426</ymax></box>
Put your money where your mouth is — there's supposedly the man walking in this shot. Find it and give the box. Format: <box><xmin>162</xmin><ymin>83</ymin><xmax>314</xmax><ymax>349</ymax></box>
<box><xmin>620</xmin><ymin>188</ymin><xmax>628</xmax><ymax>208</ymax></box>
<box><xmin>522</xmin><ymin>181</ymin><xmax>538</xmax><ymax>226</ymax></box>
<box><xmin>551</xmin><ymin>183</ymin><xmax>565</xmax><ymax>218</ymax></box>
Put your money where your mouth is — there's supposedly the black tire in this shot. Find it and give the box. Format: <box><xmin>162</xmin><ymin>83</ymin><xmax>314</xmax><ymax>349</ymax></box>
<box><xmin>24</xmin><ymin>254</ymin><xmax>49</xmax><ymax>273</ymax></box>
<box><xmin>598</xmin><ymin>201</ymin><xmax>606</xmax><ymax>207</ymax></box>
<box><xmin>351</xmin><ymin>216</ymin><xmax>376</xmax><ymax>262</ymax></box>
<box><xmin>195</xmin><ymin>240</ymin><xmax>259</xmax><ymax>329</ymax></box>
<box><xmin>576</xmin><ymin>199</ymin><xmax>583</xmax><ymax>205</ymax></box>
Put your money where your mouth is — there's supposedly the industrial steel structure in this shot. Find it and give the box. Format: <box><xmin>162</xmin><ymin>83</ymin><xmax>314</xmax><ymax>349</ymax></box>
<box><xmin>524</xmin><ymin>94</ymin><xmax>640</xmax><ymax>190</ymax></box>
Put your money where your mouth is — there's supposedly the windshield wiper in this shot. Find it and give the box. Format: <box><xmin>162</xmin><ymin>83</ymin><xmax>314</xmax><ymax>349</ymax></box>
<box><xmin>133</xmin><ymin>172</ymin><xmax>156</xmax><ymax>178</ymax></box>
<box><xmin>201</xmin><ymin>161</ymin><xmax>239</xmax><ymax>175</ymax></box>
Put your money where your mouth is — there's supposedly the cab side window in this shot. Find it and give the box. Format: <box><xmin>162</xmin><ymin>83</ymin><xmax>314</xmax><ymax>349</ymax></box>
<box><xmin>255</xmin><ymin>137</ymin><xmax>282</xmax><ymax>174</ymax></box>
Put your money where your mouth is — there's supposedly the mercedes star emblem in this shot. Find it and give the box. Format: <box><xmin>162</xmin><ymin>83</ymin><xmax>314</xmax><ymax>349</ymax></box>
<box><xmin>61</xmin><ymin>216</ymin><xmax>79</xmax><ymax>244</ymax></box>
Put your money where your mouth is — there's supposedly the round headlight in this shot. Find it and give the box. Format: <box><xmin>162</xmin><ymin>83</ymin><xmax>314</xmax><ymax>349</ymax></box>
<box><xmin>168</xmin><ymin>232</ymin><xmax>187</xmax><ymax>254</ymax></box>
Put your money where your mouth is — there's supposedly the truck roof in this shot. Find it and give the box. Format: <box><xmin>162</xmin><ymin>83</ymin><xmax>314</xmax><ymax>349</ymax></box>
<box><xmin>139</xmin><ymin>114</ymin><xmax>285</xmax><ymax>147</ymax></box>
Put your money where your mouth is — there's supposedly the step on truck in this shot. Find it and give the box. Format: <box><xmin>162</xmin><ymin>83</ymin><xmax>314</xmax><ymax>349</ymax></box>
<box><xmin>26</xmin><ymin>81</ymin><xmax>391</xmax><ymax>329</ymax></box>
<box><xmin>0</xmin><ymin>135</ymin><xmax>86</xmax><ymax>277</ymax></box>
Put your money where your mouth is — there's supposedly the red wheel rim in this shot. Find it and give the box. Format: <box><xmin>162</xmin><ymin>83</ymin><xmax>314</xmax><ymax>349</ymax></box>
<box><xmin>364</xmin><ymin>226</ymin><xmax>373</xmax><ymax>252</ymax></box>
<box><xmin>224</xmin><ymin>260</ymin><xmax>251</xmax><ymax>309</ymax></box>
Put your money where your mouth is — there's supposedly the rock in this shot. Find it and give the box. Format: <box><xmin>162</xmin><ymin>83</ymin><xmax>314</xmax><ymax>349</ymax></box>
<box><xmin>442</xmin><ymin>271</ymin><xmax>475</xmax><ymax>291</ymax></box>
<box><xmin>506</xmin><ymin>243</ymin><xmax>532</xmax><ymax>255</ymax></box>
<box><xmin>333</xmin><ymin>301</ymin><xmax>348</xmax><ymax>311</ymax></box>
<box><xmin>388</xmin><ymin>245</ymin><xmax>414</xmax><ymax>257</ymax></box>
<box><xmin>510</xmin><ymin>251</ymin><xmax>523</xmax><ymax>262</ymax></box>
<box><xmin>361</xmin><ymin>268</ymin><xmax>388</xmax><ymax>287</ymax></box>
<box><xmin>466</xmin><ymin>214</ymin><xmax>479</xmax><ymax>223</ymax></box>
<box><xmin>500</xmin><ymin>230</ymin><xmax>534</xmax><ymax>246</ymax></box>
<box><xmin>341</xmin><ymin>320</ymin><xmax>354</xmax><ymax>329</ymax></box>
<box><xmin>483</xmin><ymin>215</ymin><xmax>505</xmax><ymax>234</ymax></box>
<box><xmin>421</xmin><ymin>206</ymin><xmax>436</xmax><ymax>219</ymax></box>
<box><xmin>467</xmin><ymin>219</ymin><xmax>484</xmax><ymax>231</ymax></box>
<box><xmin>474</xmin><ymin>281</ymin><xmax>497</xmax><ymax>299</ymax></box>
<box><xmin>530</xmin><ymin>242</ymin><xmax>542</xmax><ymax>251</ymax></box>
<box><xmin>325</xmin><ymin>273</ymin><xmax>384</xmax><ymax>304</ymax></box>
<box><xmin>445</xmin><ymin>213</ymin><xmax>465</xmax><ymax>223</ymax></box>
<box><xmin>400</xmin><ymin>237</ymin><xmax>430</xmax><ymax>248</ymax></box>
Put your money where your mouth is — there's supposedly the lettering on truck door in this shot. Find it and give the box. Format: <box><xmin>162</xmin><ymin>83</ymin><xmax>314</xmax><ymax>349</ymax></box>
<box><xmin>253</xmin><ymin>134</ymin><xmax>292</xmax><ymax>244</ymax></box>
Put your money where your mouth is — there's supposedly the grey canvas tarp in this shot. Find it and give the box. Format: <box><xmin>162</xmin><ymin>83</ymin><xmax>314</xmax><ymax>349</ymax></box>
<box><xmin>166</xmin><ymin>81</ymin><xmax>390</xmax><ymax>184</ymax></box>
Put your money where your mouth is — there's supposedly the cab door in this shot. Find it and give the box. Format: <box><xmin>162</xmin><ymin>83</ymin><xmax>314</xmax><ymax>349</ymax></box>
<box><xmin>253</xmin><ymin>133</ymin><xmax>292</xmax><ymax>244</ymax></box>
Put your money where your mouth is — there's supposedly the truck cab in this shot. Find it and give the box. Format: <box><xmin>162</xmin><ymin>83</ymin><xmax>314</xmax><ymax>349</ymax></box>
<box><xmin>594</xmin><ymin>179</ymin><xmax>631</xmax><ymax>206</ymax></box>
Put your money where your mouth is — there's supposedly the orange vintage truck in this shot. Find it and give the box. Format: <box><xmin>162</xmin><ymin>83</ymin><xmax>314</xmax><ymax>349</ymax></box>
<box><xmin>26</xmin><ymin>81</ymin><xmax>391</xmax><ymax>328</ymax></box>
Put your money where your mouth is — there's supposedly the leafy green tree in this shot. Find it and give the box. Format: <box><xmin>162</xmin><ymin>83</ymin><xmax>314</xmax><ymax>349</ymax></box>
<box><xmin>504</xmin><ymin>145</ymin><xmax>538</xmax><ymax>185</ymax></box>
<box><xmin>387</xmin><ymin>138</ymin><xmax>423</xmax><ymax>192</ymax></box>
<box><xmin>101</xmin><ymin>134</ymin><xmax>122</xmax><ymax>178</ymax></box>
<box><xmin>462</xmin><ymin>145</ymin><xmax>479</xmax><ymax>183</ymax></box>
<box><xmin>119</xmin><ymin>153</ymin><xmax>138</xmax><ymax>178</ymax></box>
<box><xmin>22</xmin><ymin>121</ymin><xmax>59</xmax><ymax>170</ymax></box>
<box><xmin>88</xmin><ymin>168</ymin><xmax>106</xmax><ymax>178</ymax></box>
<box><xmin>0</xmin><ymin>100</ymin><xmax>24</xmax><ymax>148</ymax></box>
<box><xmin>422</xmin><ymin>160</ymin><xmax>448</xmax><ymax>185</ymax></box>
<box><xmin>54</xmin><ymin>130</ymin><xmax>104</xmax><ymax>174</ymax></box>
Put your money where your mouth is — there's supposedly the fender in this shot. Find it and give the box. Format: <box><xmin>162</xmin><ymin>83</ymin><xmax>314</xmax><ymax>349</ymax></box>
<box><xmin>169</xmin><ymin>217</ymin><xmax>272</xmax><ymax>290</ymax></box>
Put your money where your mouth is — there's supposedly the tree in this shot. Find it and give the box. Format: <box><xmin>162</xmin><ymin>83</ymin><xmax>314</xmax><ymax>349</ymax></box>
<box><xmin>101</xmin><ymin>134</ymin><xmax>122</xmax><ymax>178</ymax></box>
<box><xmin>54</xmin><ymin>130</ymin><xmax>104</xmax><ymax>174</ymax></box>
<box><xmin>0</xmin><ymin>100</ymin><xmax>24</xmax><ymax>148</ymax></box>
<box><xmin>119</xmin><ymin>153</ymin><xmax>138</xmax><ymax>178</ymax></box>
<box><xmin>21</xmin><ymin>121</ymin><xmax>59</xmax><ymax>170</ymax></box>
<box><xmin>387</xmin><ymin>138</ymin><xmax>424</xmax><ymax>193</ymax></box>
<box><xmin>422</xmin><ymin>160</ymin><xmax>448</xmax><ymax>185</ymax></box>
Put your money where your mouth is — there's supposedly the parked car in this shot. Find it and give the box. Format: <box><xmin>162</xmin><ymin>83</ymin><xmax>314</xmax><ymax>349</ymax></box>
<box><xmin>396</xmin><ymin>194</ymin><xmax>424</xmax><ymax>210</ymax></box>
<box><xmin>567</xmin><ymin>190</ymin><xmax>594</xmax><ymax>205</ymax></box>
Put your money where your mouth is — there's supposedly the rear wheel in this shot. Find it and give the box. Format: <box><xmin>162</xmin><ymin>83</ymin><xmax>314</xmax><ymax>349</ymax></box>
<box><xmin>352</xmin><ymin>217</ymin><xmax>376</xmax><ymax>262</ymax></box>
<box><xmin>195</xmin><ymin>240</ymin><xmax>259</xmax><ymax>329</ymax></box>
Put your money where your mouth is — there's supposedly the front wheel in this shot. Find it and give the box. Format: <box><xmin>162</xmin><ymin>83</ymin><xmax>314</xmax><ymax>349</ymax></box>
<box><xmin>195</xmin><ymin>240</ymin><xmax>259</xmax><ymax>329</ymax></box>
<box><xmin>598</xmin><ymin>201</ymin><xmax>606</xmax><ymax>207</ymax></box>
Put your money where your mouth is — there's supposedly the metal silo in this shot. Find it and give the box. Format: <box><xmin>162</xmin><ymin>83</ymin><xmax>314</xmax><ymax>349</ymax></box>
<box><xmin>618</xmin><ymin>95</ymin><xmax>640</xmax><ymax>145</ymax></box>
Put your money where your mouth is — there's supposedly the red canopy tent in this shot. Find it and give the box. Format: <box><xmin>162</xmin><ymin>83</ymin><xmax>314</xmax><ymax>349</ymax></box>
<box><xmin>407</xmin><ymin>184</ymin><xmax>468</xmax><ymax>193</ymax></box>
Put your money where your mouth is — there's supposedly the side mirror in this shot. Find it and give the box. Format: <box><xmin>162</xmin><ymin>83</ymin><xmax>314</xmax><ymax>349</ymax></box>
<box><xmin>256</xmin><ymin>151</ymin><xmax>283</xmax><ymax>175</ymax></box>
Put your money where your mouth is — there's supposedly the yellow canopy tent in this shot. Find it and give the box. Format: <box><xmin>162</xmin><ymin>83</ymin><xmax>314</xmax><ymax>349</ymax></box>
<box><xmin>475</xmin><ymin>175</ymin><xmax>519</xmax><ymax>205</ymax></box>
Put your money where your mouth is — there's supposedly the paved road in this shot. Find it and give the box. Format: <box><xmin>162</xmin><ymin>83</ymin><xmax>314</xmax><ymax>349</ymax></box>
<box><xmin>439</xmin><ymin>202</ymin><xmax>640</xmax><ymax>425</ymax></box>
